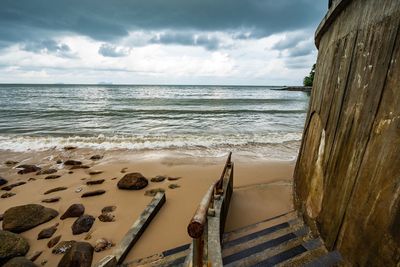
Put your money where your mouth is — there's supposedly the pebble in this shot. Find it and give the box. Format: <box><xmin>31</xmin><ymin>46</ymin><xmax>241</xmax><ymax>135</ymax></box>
<box><xmin>168</xmin><ymin>176</ymin><xmax>181</xmax><ymax>181</ymax></box>
<box><xmin>1</xmin><ymin>181</ymin><xmax>26</xmax><ymax>191</ymax></box>
<box><xmin>120</xmin><ymin>167</ymin><xmax>128</xmax><ymax>173</ymax></box>
<box><xmin>47</xmin><ymin>235</ymin><xmax>62</xmax><ymax>248</ymax></box>
<box><xmin>37</xmin><ymin>223</ymin><xmax>59</xmax><ymax>240</ymax></box>
<box><xmin>44</xmin><ymin>175</ymin><xmax>61</xmax><ymax>180</ymax></box>
<box><xmin>89</xmin><ymin>171</ymin><xmax>103</xmax><ymax>175</ymax></box>
<box><xmin>1</xmin><ymin>192</ymin><xmax>16</xmax><ymax>198</ymax></box>
<box><xmin>101</xmin><ymin>206</ymin><xmax>116</xmax><ymax>213</ymax></box>
<box><xmin>75</xmin><ymin>187</ymin><xmax>83</xmax><ymax>193</ymax></box>
<box><xmin>29</xmin><ymin>250</ymin><xmax>43</xmax><ymax>262</ymax></box>
<box><xmin>90</xmin><ymin>155</ymin><xmax>103</xmax><ymax>160</ymax></box>
<box><xmin>71</xmin><ymin>215</ymin><xmax>95</xmax><ymax>235</ymax></box>
<box><xmin>98</xmin><ymin>213</ymin><xmax>115</xmax><ymax>222</ymax></box>
<box><xmin>41</xmin><ymin>197</ymin><xmax>61</xmax><ymax>203</ymax></box>
<box><xmin>168</xmin><ymin>184</ymin><xmax>181</xmax><ymax>189</ymax></box>
<box><xmin>64</xmin><ymin>160</ymin><xmax>82</xmax><ymax>166</ymax></box>
<box><xmin>4</xmin><ymin>160</ymin><xmax>19</xmax><ymax>166</ymax></box>
<box><xmin>94</xmin><ymin>238</ymin><xmax>114</xmax><ymax>252</ymax></box>
<box><xmin>63</xmin><ymin>146</ymin><xmax>77</xmax><ymax>150</ymax></box>
<box><xmin>28</xmin><ymin>177</ymin><xmax>37</xmax><ymax>182</ymax></box>
<box><xmin>151</xmin><ymin>176</ymin><xmax>166</xmax><ymax>182</ymax></box>
<box><xmin>81</xmin><ymin>190</ymin><xmax>106</xmax><ymax>198</ymax></box>
<box><xmin>86</xmin><ymin>179</ymin><xmax>105</xmax><ymax>185</ymax></box>
<box><xmin>44</xmin><ymin>186</ymin><xmax>67</xmax><ymax>195</ymax></box>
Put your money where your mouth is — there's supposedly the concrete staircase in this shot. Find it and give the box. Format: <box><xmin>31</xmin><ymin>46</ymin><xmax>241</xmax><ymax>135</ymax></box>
<box><xmin>124</xmin><ymin>211</ymin><xmax>342</xmax><ymax>266</ymax></box>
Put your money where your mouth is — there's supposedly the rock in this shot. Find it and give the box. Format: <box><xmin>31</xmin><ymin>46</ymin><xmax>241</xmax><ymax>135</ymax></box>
<box><xmin>0</xmin><ymin>177</ymin><xmax>8</xmax><ymax>186</ymax></box>
<box><xmin>1</xmin><ymin>182</ymin><xmax>26</xmax><ymax>191</ymax></box>
<box><xmin>111</xmin><ymin>177</ymin><xmax>117</xmax><ymax>180</ymax></box>
<box><xmin>17</xmin><ymin>165</ymin><xmax>41</xmax><ymax>175</ymax></box>
<box><xmin>29</xmin><ymin>251</ymin><xmax>43</xmax><ymax>262</ymax></box>
<box><xmin>117</xmin><ymin>173</ymin><xmax>148</xmax><ymax>190</ymax></box>
<box><xmin>150</xmin><ymin>176</ymin><xmax>166</xmax><ymax>182</ymax></box>
<box><xmin>168</xmin><ymin>184</ymin><xmax>180</xmax><ymax>189</ymax></box>
<box><xmin>56</xmin><ymin>160</ymin><xmax>62</xmax><ymax>164</ymax></box>
<box><xmin>4</xmin><ymin>161</ymin><xmax>19</xmax><ymax>166</ymax></box>
<box><xmin>28</xmin><ymin>178</ymin><xmax>36</xmax><ymax>182</ymax></box>
<box><xmin>47</xmin><ymin>235</ymin><xmax>61</xmax><ymax>248</ymax></box>
<box><xmin>168</xmin><ymin>176</ymin><xmax>181</xmax><ymax>181</ymax></box>
<box><xmin>120</xmin><ymin>167</ymin><xmax>128</xmax><ymax>173</ymax></box>
<box><xmin>60</xmin><ymin>204</ymin><xmax>85</xmax><ymax>220</ymax></box>
<box><xmin>86</xmin><ymin>179</ymin><xmax>105</xmax><ymax>185</ymax></box>
<box><xmin>144</xmin><ymin>188</ymin><xmax>165</xmax><ymax>197</ymax></box>
<box><xmin>71</xmin><ymin>215</ymin><xmax>95</xmax><ymax>235</ymax></box>
<box><xmin>101</xmin><ymin>206</ymin><xmax>116</xmax><ymax>213</ymax></box>
<box><xmin>57</xmin><ymin>242</ymin><xmax>93</xmax><ymax>267</ymax></box>
<box><xmin>83</xmin><ymin>230</ymin><xmax>93</xmax><ymax>240</ymax></box>
<box><xmin>63</xmin><ymin>160</ymin><xmax>81</xmax><ymax>166</ymax></box>
<box><xmin>90</xmin><ymin>155</ymin><xmax>103</xmax><ymax>160</ymax></box>
<box><xmin>88</xmin><ymin>171</ymin><xmax>103</xmax><ymax>175</ymax></box>
<box><xmin>44</xmin><ymin>175</ymin><xmax>61</xmax><ymax>180</ymax></box>
<box><xmin>2</xmin><ymin>204</ymin><xmax>59</xmax><ymax>233</ymax></box>
<box><xmin>74</xmin><ymin>187</ymin><xmax>82</xmax><ymax>193</ymax></box>
<box><xmin>63</xmin><ymin>146</ymin><xmax>77</xmax><ymax>150</ymax></box>
<box><xmin>81</xmin><ymin>190</ymin><xmax>106</xmax><ymax>198</ymax></box>
<box><xmin>37</xmin><ymin>223</ymin><xmax>58</xmax><ymax>240</ymax></box>
<box><xmin>98</xmin><ymin>213</ymin><xmax>115</xmax><ymax>222</ymax></box>
<box><xmin>41</xmin><ymin>197</ymin><xmax>61</xmax><ymax>203</ymax></box>
<box><xmin>69</xmin><ymin>165</ymin><xmax>90</xmax><ymax>169</ymax></box>
<box><xmin>51</xmin><ymin>241</ymin><xmax>76</xmax><ymax>255</ymax></box>
<box><xmin>94</xmin><ymin>238</ymin><xmax>114</xmax><ymax>252</ymax></box>
<box><xmin>68</xmin><ymin>171</ymin><xmax>73</xmax><ymax>174</ymax></box>
<box><xmin>1</xmin><ymin>192</ymin><xmax>16</xmax><ymax>198</ymax></box>
<box><xmin>3</xmin><ymin>257</ymin><xmax>37</xmax><ymax>267</ymax></box>
<box><xmin>0</xmin><ymin>214</ymin><xmax>3</xmax><ymax>221</ymax></box>
<box><xmin>0</xmin><ymin>230</ymin><xmax>30</xmax><ymax>265</ymax></box>
<box><xmin>40</xmin><ymin>260</ymin><xmax>47</xmax><ymax>266</ymax></box>
<box><xmin>44</xmin><ymin>187</ymin><xmax>67</xmax><ymax>195</ymax></box>
<box><xmin>36</xmin><ymin>169</ymin><xmax>57</xmax><ymax>175</ymax></box>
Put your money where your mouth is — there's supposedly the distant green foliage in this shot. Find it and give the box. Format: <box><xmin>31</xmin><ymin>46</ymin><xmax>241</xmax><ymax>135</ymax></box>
<box><xmin>303</xmin><ymin>64</ymin><xmax>316</xmax><ymax>86</ymax></box>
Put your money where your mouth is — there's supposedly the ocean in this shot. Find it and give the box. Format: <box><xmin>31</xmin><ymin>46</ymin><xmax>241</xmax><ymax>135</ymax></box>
<box><xmin>0</xmin><ymin>84</ymin><xmax>309</xmax><ymax>160</ymax></box>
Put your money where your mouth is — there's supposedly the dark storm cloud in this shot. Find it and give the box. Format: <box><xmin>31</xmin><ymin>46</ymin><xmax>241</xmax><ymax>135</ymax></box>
<box><xmin>0</xmin><ymin>0</ymin><xmax>326</xmax><ymax>46</ymax></box>
<box><xmin>98</xmin><ymin>44</ymin><xmax>130</xmax><ymax>57</ymax></box>
<box><xmin>22</xmin><ymin>40</ymin><xmax>77</xmax><ymax>58</ymax></box>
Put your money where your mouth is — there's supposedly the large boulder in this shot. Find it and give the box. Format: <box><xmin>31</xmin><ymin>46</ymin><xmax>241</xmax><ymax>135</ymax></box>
<box><xmin>117</xmin><ymin>173</ymin><xmax>148</xmax><ymax>190</ymax></box>
<box><xmin>60</xmin><ymin>204</ymin><xmax>84</xmax><ymax>220</ymax></box>
<box><xmin>3</xmin><ymin>257</ymin><xmax>37</xmax><ymax>267</ymax></box>
<box><xmin>0</xmin><ymin>230</ymin><xmax>30</xmax><ymax>265</ymax></box>
<box><xmin>71</xmin><ymin>215</ymin><xmax>95</xmax><ymax>235</ymax></box>
<box><xmin>57</xmin><ymin>242</ymin><xmax>93</xmax><ymax>267</ymax></box>
<box><xmin>2</xmin><ymin>204</ymin><xmax>59</xmax><ymax>233</ymax></box>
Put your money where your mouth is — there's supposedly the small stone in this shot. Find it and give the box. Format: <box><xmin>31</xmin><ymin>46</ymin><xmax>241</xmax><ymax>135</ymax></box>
<box><xmin>0</xmin><ymin>177</ymin><xmax>8</xmax><ymax>186</ymax></box>
<box><xmin>117</xmin><ymin>173</ymin><xmax>148</xmax><ymax>190</ymax></box>
<box><xmin>98</xmin><ymin>213</ymin><xmax>115</xmax><ymax>222</ymax></box>
<box><xmin>1</xmin><ymin>182</ymin><xmax>26</xmax><ymax>191</ymax></box>
<box><xmin>84</xmin><ymin>230</ymin><xmax>93</xmax><ymax>240</ymax></box>
<box><xmin>37</xmin><ymin>223</ymin><xmax>58</xmax><ymax>240</ymax></box>
<box><xmin>167</xmin><ymin>176</ymin><xmax>181</xmax><ymax>181</ymax></box>
<box><xmin>17</xmin><ymin>165</ymin><xmax>41</xmax><ymax>175</ymax></box>
<box><xmin>47</xmin><ymin>235</ymin><xmax>61</xmax><ymax>248</ymax></box>
<box><xmin>81</xmin><ymin>190</ymin><xmax>106</xmax><ymax>198</ymax></box>
<box><xmin>51</xmin><ymin>241</ymin><xmax>76</xmax><ymax>254</ymax></box>
<box><xmin>1</xmin><ymin>192</ymin><xmax>16</xmax><ymax>198</ymax></box>
<box><xmin>120</xmin><ymin>168</ymin><xmax>128</xmax><ymax>173</ymax></box>
<box><xmin>63</xmin><ymin>146</ymin><xmax>77</xmax><ymax>150</ymax></box>
<box><xmin>0</xmin><ymin>230</ymin><xmax>30</xmax><ymax>264</ymax></box>
<box><xmin>3</xmin><ymin>257</ymin><xmax>37</xmax><ymax>267</ymax></box>
<box><xmin>151</xmin><ymin>176</ymin><xmax>166</xmax><ymax>182</ymax></box>
<box><xmin>70</xmin><ymin>165</ymin><xmax>90</xmax><ymax>170</ymax></box>
<box><xmin>0</xmin><ymin>214</ymin><xmax>3</xmax><ymax>221</ymax></box>
<box><xmin>94</xmin><ymin>238</ymin><xmax>114</xmax><ymax>252</ymax></box>
<box><xmin>90</xmin><ymin>155</ymin><xmax>103</xmax><ymax>160</ymax></box>
<box><xmin>80</xmin><ymin>178</ymin><xmax>87</xmax><ymax>180</ymax></box>
<box><xmin>4</xmin><ymin>160</ymin><xmax>19</xmax><ymax>166</ymax></box>
<box><xmin>57</xmin><ymin>242</ymin><xmax>93</xmax><ymax>267</ymax></box>
<box><xmin>64</xmin><ymin>160</ymin><xmax>82</xmax><ymax>166</ymax></box>
<box><xmin>56</xmin><ymin>160</ymin><xmax>63</xmax><ymax>164</ymax></box>
<box><xmin>86</xmin><ymin>179</ymin><xmax>105</xmax><ymax>185</ymax></box>
<box><xmin>41</xmin><ymin>197</ymin><xmax>61</xmax><ymax>203</ymax></box>
<box><xmin>111</xmin><ymin>177</ymin><xmax>117</xmax><ymax>180</ymax></box>
<box><xmin>44</xmin><ymin>187</ymin><xmax>67</xmax><ymax>195</ymax></box>
<box><xmin>60</xmin><ymin>204</ymin><xmax>85</xmax><ymax>220</ymax></box>
<box><xmin>75</xmin><ymin>187</ymin><xmax>82</xmax><ymax>193</ymax></box>
<box><xmin>68</xmin><ymin>171</ymin><xmax>73</xmax><ymax>174</ymax></box>
<box><xmin>168</xmin><ymin>184</ymin><xmax>180</xmax><ymax>189</ymax></box>
<box><xmin>71</xmin><ymin>215</ymin><xmax>95</xmax><ymax>235</ymax></box>
<box><xmin>89</xmin><ymin>171</ymin><xmax>103</xmax><ymax>175</ymax></box>
<box><xmin>44</xmin><ymin>175</ymin><xmax>61</xmax><ymax>180</ymax></box>
<box><xmin>144</xmin><ymin>188</ymin><xmax>165</xmax><ymax>197</ymax></box>
<box><xmin>36</xmin><ymin>169</ymin><xmax>57</xmax><ymax>175</ymax></box>
<box><xmin>40</xmin><ymin>260</ymin><xmax>47</xmax><ymax>266</ymax></box>
<box><xmin>29</xmin><ymin>251</ymin><xmax>43</xmax><ymax>262</ymax></box>
<box><xmin>101</xmin><ymin>206</ymin><xmax>116</xmax><ymax>213</ymax></box>
<box><xmin>28</xmin><ymin>178</ymin><xmax>36</xmax><ymax>182</ymax></box>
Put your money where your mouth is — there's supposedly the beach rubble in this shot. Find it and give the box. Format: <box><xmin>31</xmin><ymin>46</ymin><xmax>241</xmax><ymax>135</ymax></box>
<box><xmin>117</xmin><ymin>172</ymin><xmax>148</xmax><ymax>190</ymax></box>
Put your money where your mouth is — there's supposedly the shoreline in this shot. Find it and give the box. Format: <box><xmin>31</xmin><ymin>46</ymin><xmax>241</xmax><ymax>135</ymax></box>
<box><xmin>0</xmin><ymin>148</ymin><xmax>295</xmax><ymax>265</ymax></box>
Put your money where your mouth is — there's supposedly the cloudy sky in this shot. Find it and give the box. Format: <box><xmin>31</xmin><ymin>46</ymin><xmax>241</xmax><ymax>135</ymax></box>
<box><xmin>0</xmin><ymin>0</ymin><xmax>327</xmax><ymax>85</ymax></box>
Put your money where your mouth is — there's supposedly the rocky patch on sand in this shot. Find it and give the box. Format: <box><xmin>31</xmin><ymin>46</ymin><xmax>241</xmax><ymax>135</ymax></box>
<box><xmin>117</xmin><ymin>173</ymin><xmax>148</xmax><ymax>190</ymax></box>
<box><xmin>17</xmin><ymin>165</ymin><xmax>41</xmax><ymax>175</ymax></box>
<box><xmin>0</xmin><ymin>230</ymin><xmax>30</xmax><ymax>265</ymax></box>
<box><xmin>71</xmin><ymin>215</ymin><xmax>95</xmax><ymax>235</ymax></box>
<box><xmin>44</xmin><ymin>187</ymin><xmax>67</xmax><ymax>195</ymax></box>
<box><xmin>57</xmin><ymin>242</ymin><xmax>93</xmax><ymax>267</ymax></box>
<box><xmin>2</xmin><ymin>204</ymin><xmax>59</xmax><ymax>233</ymax></box>
<box><xmin>1</xmin><ymin>182</ymin><xmax>26</xmax><ymax>191</ymax></box>
<box><xmin>37</xmin><ymin>223</ymin><xmax>58</xmax><ymax>240</ymax></box>
<box><xmin>81</xmin><ymin>190</ymin><xmax>106</xmax><ymax>198</ymax></box>
<box><xmin>60</xmin><ymin>204</ymin><xmax>85</xmax><ymax>220</ymax></box>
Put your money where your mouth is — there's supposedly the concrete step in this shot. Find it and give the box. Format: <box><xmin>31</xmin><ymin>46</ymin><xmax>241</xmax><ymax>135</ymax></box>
<box><xmin>223</xmin><ymin>210</ymin><xmax>298</xmax><ymax>243</ymax></box>
<box><xmin>223</xmin><ymin>226</ymin><xmax>311</xmax><ymax>266</ymax></box>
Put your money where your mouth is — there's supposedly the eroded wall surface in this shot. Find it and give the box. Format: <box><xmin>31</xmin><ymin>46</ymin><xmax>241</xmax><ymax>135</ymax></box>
<box><xmin>294</xmin><ymin>0</ymin><xmax>400</xmax><ymax>266</ymax></box>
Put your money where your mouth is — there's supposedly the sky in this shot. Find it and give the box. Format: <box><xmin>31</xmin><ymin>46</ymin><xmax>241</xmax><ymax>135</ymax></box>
<box><xmin>0</xmin><ymin>0</ymin><xmax>327</xmax><ymax>85</ymax></box>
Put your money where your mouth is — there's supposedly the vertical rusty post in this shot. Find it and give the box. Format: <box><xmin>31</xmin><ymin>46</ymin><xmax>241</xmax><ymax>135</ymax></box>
<box><xmin>192</xmin><ymin>236</ymin><xmax>204</xmax><ymax>267</ymax></box>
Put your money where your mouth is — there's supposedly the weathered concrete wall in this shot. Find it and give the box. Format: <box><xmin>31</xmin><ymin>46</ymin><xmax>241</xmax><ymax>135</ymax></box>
<box><xmin>294</xmin><ymin>0</ymin><xmax>400</xmax><ymax>266</ymax></box>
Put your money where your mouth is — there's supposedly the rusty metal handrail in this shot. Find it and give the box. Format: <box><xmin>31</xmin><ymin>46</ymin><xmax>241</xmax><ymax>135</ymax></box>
<box><xmin>216</xmin><ymin>152</ymin><xmax>232</xmax><ymax>193</ymax></box>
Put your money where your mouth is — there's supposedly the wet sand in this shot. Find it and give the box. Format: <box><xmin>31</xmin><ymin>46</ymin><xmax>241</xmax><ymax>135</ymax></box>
<box><xmin>0</xmin><ymin>149</ymin><xmax>294</xmax><ymax>265</ymax></box>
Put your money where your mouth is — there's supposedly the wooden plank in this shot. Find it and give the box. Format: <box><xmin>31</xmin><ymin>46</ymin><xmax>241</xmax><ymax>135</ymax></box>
<box><xmin>113</xmin><ymin>192</ymin><xmax>166</xmax><ymax>264</ymax></box>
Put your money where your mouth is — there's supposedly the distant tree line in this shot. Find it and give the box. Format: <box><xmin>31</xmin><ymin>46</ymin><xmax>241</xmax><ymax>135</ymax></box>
<box><xmin>303</xmin><ymin>64</ymin><xmax>316</xmax><ymax>87</ymax></box>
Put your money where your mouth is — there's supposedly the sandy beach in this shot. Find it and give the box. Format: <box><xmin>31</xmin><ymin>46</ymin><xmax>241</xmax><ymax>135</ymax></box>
<box><xmin>0</xmin><ymin>148</ymin><xmax>294</xmax><ymax>266</ymax></box>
